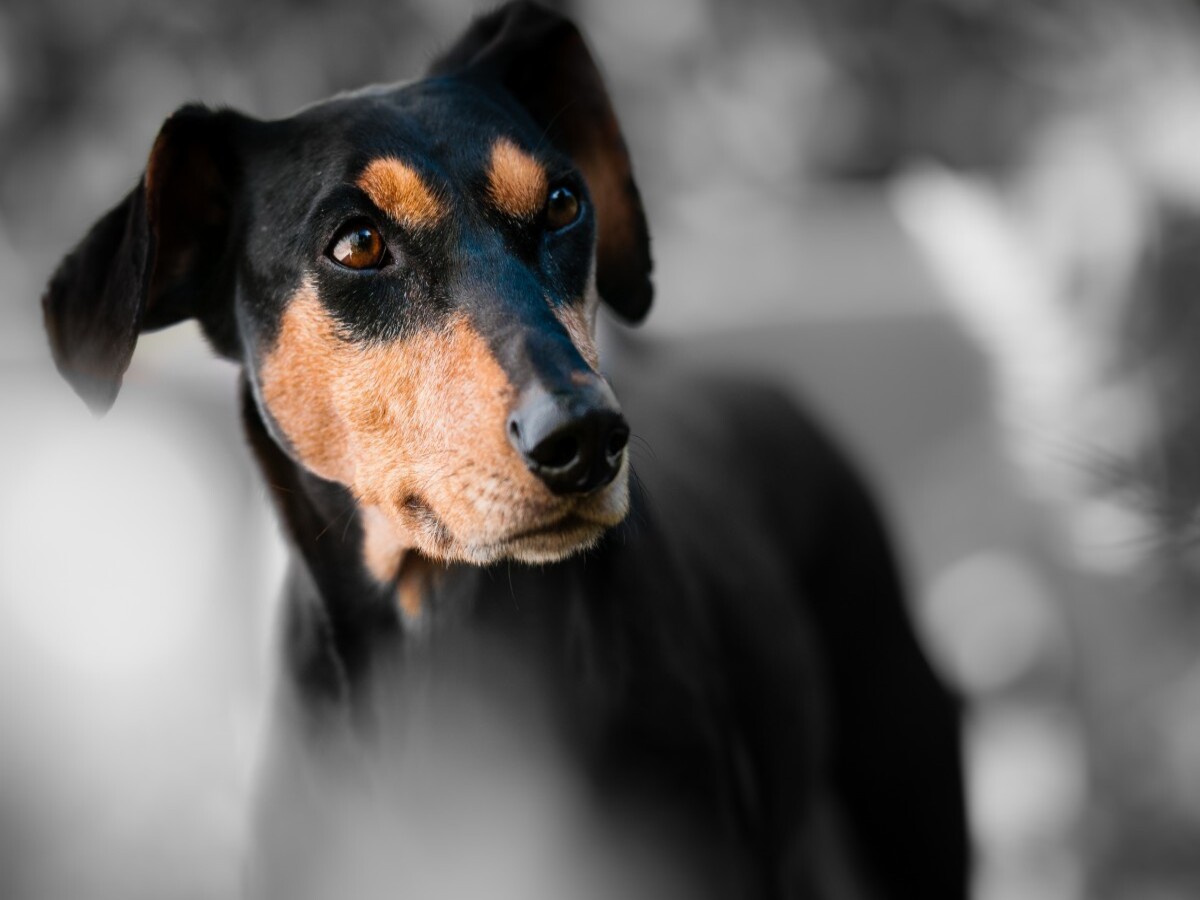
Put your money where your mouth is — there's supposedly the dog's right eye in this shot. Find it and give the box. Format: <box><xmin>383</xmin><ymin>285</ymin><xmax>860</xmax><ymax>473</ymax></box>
<box><xmin>328</xmin><ymin>220</ymin><xmax>387</xmax><ymax>270</ymax></box>
<box><xmin>545</xmin><ymin>186</ymin><xmax>581</xmax><ymax>232</ymax></box>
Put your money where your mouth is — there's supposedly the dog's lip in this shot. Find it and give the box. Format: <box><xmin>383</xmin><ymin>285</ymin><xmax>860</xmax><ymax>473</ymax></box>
<box><xmin>501</xmin><ymin>511</ymin><xmax>597</xmax><ymax>544</ymax></box>
<box><xmin>404</xmin><ymin>496</ymin><xmax>606</xmax><ymax>554</ymax></box>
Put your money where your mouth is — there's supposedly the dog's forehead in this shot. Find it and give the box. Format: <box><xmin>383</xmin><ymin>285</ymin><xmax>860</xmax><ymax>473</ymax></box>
<box><xmin>233</xmin><ymin>76</ymin><xmax>596</xmax><ymax>351</ymax></box>
<box><xmin>270</xmin><ymin>79</ymin><xmax>559</xmax><ymax>190</ymax></box>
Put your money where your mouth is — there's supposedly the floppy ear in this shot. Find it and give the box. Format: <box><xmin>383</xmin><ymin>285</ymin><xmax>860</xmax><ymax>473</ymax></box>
<box><xmin>431</xmin><ymin>1</ymin><xmax>653</xmax><ymax>323</ymax></box>
<box><xmin>43</xmin><ymin>104</ymin><xmax>243</xmax><ymax>413</ymax></box>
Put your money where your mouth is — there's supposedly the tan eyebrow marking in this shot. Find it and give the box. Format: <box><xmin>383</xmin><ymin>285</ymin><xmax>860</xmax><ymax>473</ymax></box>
<box><xmin>486</xmin><ymin>137</ymin><xmax>548</xmax><ymax>220</ymax></box>
<box><xmin>356</xmin><ymin>158</ymin><xmax>445</xmax><ymax>228</ymax></box>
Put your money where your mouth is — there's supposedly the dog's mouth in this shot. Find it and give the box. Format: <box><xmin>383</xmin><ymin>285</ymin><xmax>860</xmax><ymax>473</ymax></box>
<box><xmin>484</xmin><ymin>512</ymin><xmax>615</xmax><ymax>564</ymax></box>
<box><xmin>501</xmin><ymin>511</ymin><xmax>606</xmax><ymax>545</ymax></box>
<box><xmin>398</xmin><ymin>477</ymin><xmax>628</xmax><ymax>566</ymax></box>
<box><xmin>504</xmin><ymin>511</ymin><xmax>589</xmax><ymax>541</ymax></box>
<box><xmin>403</xmin><ymin>494</ymin><xmax>455</xmax><ymax>546</ymax></box>
<box><xmin>458</xmin><ymin>508</ymin><xmax>619</xmax><ymax>565</ymax></box>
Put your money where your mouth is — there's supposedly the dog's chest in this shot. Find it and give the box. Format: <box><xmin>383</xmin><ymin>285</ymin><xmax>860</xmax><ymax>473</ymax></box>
<box><xmin>253</xmin><ymin>551</ymin><xmax>780</xmax><ymax>899</ymax></box>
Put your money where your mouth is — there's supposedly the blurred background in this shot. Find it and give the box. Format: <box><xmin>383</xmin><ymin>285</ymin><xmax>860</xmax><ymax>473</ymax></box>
<box><xmin>5</xmin><ymin>0</ymin><xmax>1200</xmax><ymax>897</ymax></box>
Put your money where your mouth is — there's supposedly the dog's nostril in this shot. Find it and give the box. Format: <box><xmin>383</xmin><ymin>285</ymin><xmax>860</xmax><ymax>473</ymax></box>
<box><xmin>509</xmin><ymin>381</ymin><xmax>627</xmax><ymax>496</ymax></box>
<box><xmin>530</xmin><ymin>432</ymin><xmax>580</xmax><ymax>470</ymax></box>
<box><xmin>606</xmin><ymin>425</ymin><xmax>629</xmax><ymax>460</ymax></box>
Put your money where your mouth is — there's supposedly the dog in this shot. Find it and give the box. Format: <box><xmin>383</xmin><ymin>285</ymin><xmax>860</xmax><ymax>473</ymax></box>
<box><xmin>42</xmin><ymin>4</ymin><xmax>968</xmax><ymax>897</ymax></box>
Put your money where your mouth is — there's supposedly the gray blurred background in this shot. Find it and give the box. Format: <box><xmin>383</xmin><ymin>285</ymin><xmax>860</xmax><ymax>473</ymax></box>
<box><xmin>6</xmin><ymin>0</ymin><xmax>1200</xmax><ymax>898</ymax></box>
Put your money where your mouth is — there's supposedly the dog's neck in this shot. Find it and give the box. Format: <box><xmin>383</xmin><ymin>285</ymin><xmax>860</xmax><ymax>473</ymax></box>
<box><xmin>240</xmin><ymin>380</ymin><xmax>414</xmax><ymax>700</ymax></box>
<box><xmin>238</xmin><ymin>380</ymin><xmax>752</xmax><ymax>843</ymax></box>
<box><xmin>239</xmin><ymin>378</ymin><xmax>624</xmax><ymax>707</ymax></box>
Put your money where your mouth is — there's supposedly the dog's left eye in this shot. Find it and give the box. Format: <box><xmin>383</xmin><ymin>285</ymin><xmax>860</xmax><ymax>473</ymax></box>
<box><xmin>545</xmin><ymin>186</ymin><xmax>581</xmax><ymax>231</ymax></box>
<box><xmin>328</xmin><ymin>220</ymin><xmax>387</xmax><ymax>269</ymax></box>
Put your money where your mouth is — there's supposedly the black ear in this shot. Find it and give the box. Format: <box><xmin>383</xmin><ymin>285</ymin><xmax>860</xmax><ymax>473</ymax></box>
<box><xmin>431</xmin><ymin>1</ymin><xmax>653</xmax><ymax>323</ymax></box>
<box><xmin>43</xmin><ymin>104</ymin><xmax>243</xmax><ymax>413</ymax></box>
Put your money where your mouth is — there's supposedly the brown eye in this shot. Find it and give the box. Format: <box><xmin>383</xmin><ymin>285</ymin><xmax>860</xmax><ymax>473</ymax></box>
<box><xmin>329</xmin><ymin>220</ymin><xmax>386</xmax><ymax>269</ymax></box>
<box><xmin>545</xmin><ymin>186</ymin><xmax>580</xmax><ymax>231</ymax></box>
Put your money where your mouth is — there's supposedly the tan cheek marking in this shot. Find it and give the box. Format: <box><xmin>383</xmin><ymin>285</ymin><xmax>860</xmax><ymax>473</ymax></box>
<box><xmin>360</xmin><ymin>504</ymin><xmax>404</xmax><ymax>583</ymax></box>
<box><xmin>263</xmin><ymin>284</ymin><xmax>534</xmax><ymax>562</ymax></box>
<box><xmin>343</xmin><ymin>315</ymin><xmax>515</xmax><ymax>499</ymax></box>
<box><xmin>396</xmin><ymin>553</ymin><xmax>441</xmax><ymax>625</ymax></box>
<box><xmin>357</xmin><ymin>157</ymin><xmax>445</xmax><ymax>229</ymax></box>
<box><xmin>260</xmin><ymin>288</ymin><xmax>354</xmax><ymax>484</ymax></box>
<box><xmin>486</xmin><ymin>138</ymin><xmax>548</xmax><ymax>220</ymax></box>
<box><xmin>554</xmin><ymin>301</ymin><xmax>601</xmax><ymax>372</ymax></box>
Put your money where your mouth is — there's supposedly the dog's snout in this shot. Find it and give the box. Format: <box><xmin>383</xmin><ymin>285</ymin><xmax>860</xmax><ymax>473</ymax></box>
<box><xmin>508</xmin><ymin>383</ymin><xmax>629</xmax><ymax>496</ymax></box>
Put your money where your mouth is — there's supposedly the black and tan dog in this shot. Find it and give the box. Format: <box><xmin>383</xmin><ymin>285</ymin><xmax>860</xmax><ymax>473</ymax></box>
<box><xmin>42</xmin><ymin>4</ymin><xmax>967</xmax><ymax>897</ymax></box>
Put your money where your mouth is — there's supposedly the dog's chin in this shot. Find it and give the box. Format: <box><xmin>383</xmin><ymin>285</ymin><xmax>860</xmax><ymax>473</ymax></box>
<box><xmin>489</xmin><ymin>517</ymin><xmax>612</xmax><ymax>565</ymax></box>
<box><xmin>433</xmin><ymin>484</ymin><xmax>631</xmax><ymax>566</ymax></box>
<box><xmin>447</xmin><ymin>507</ymin><xmax>622</xmax><ymax>566</ymax></box>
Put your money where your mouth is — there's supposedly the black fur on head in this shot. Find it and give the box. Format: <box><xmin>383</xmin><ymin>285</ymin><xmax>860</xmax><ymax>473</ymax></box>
<box><xmin>42</xmin><ymin>2</ymin><xmax>652</xmax><ymax>415</ymax></box>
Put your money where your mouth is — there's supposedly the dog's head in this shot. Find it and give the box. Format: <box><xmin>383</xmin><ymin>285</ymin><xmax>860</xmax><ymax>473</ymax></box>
<box><xmin>42</xmin><ymin>2</ymin><xmax>651</xmax><ymax>568</ymax></box>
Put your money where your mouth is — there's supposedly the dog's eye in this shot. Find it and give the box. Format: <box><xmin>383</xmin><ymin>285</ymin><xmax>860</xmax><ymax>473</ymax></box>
<box><xmin>329</xmin><ymin>220</ymin><xmax>386</xmax><ymax>269</ymax></box>
<box><xmin>545</xmin><ymin>186</ymin><xmax>581</xmax><ymax>231</ymax></box>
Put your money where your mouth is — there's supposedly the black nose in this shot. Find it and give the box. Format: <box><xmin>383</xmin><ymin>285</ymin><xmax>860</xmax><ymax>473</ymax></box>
<box><xmin>507</xmin><ymin>382</ymin><xmax>629</xmax><ymax>496</ymax></box>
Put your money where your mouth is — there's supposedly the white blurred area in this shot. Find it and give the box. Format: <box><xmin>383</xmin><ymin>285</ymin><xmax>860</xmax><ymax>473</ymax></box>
<box><xmin>248</xmin><ymin>636</ymin><xmax>749</xmax><ymax>900</ymax></box>
<box><xmin>0</xmin><ymin>348</ymin><xmax>280</xmax><ymax>899</ymax></box>
<box><xmin>6</xmin><ymin>0</ymin><xmax>1200</xmax><ymax>898</ymax></box>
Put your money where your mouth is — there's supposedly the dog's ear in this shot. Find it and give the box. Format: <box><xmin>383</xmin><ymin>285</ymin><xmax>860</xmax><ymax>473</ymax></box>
<box><xmin>43</xmin><ymin>104</ymin><xmax>244</xmax><ymax>413</ymax></box>
<box><xmin>431</xmin><ymin>1</ymin><xmax>653</xmax><ymax>323</ymax></box>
